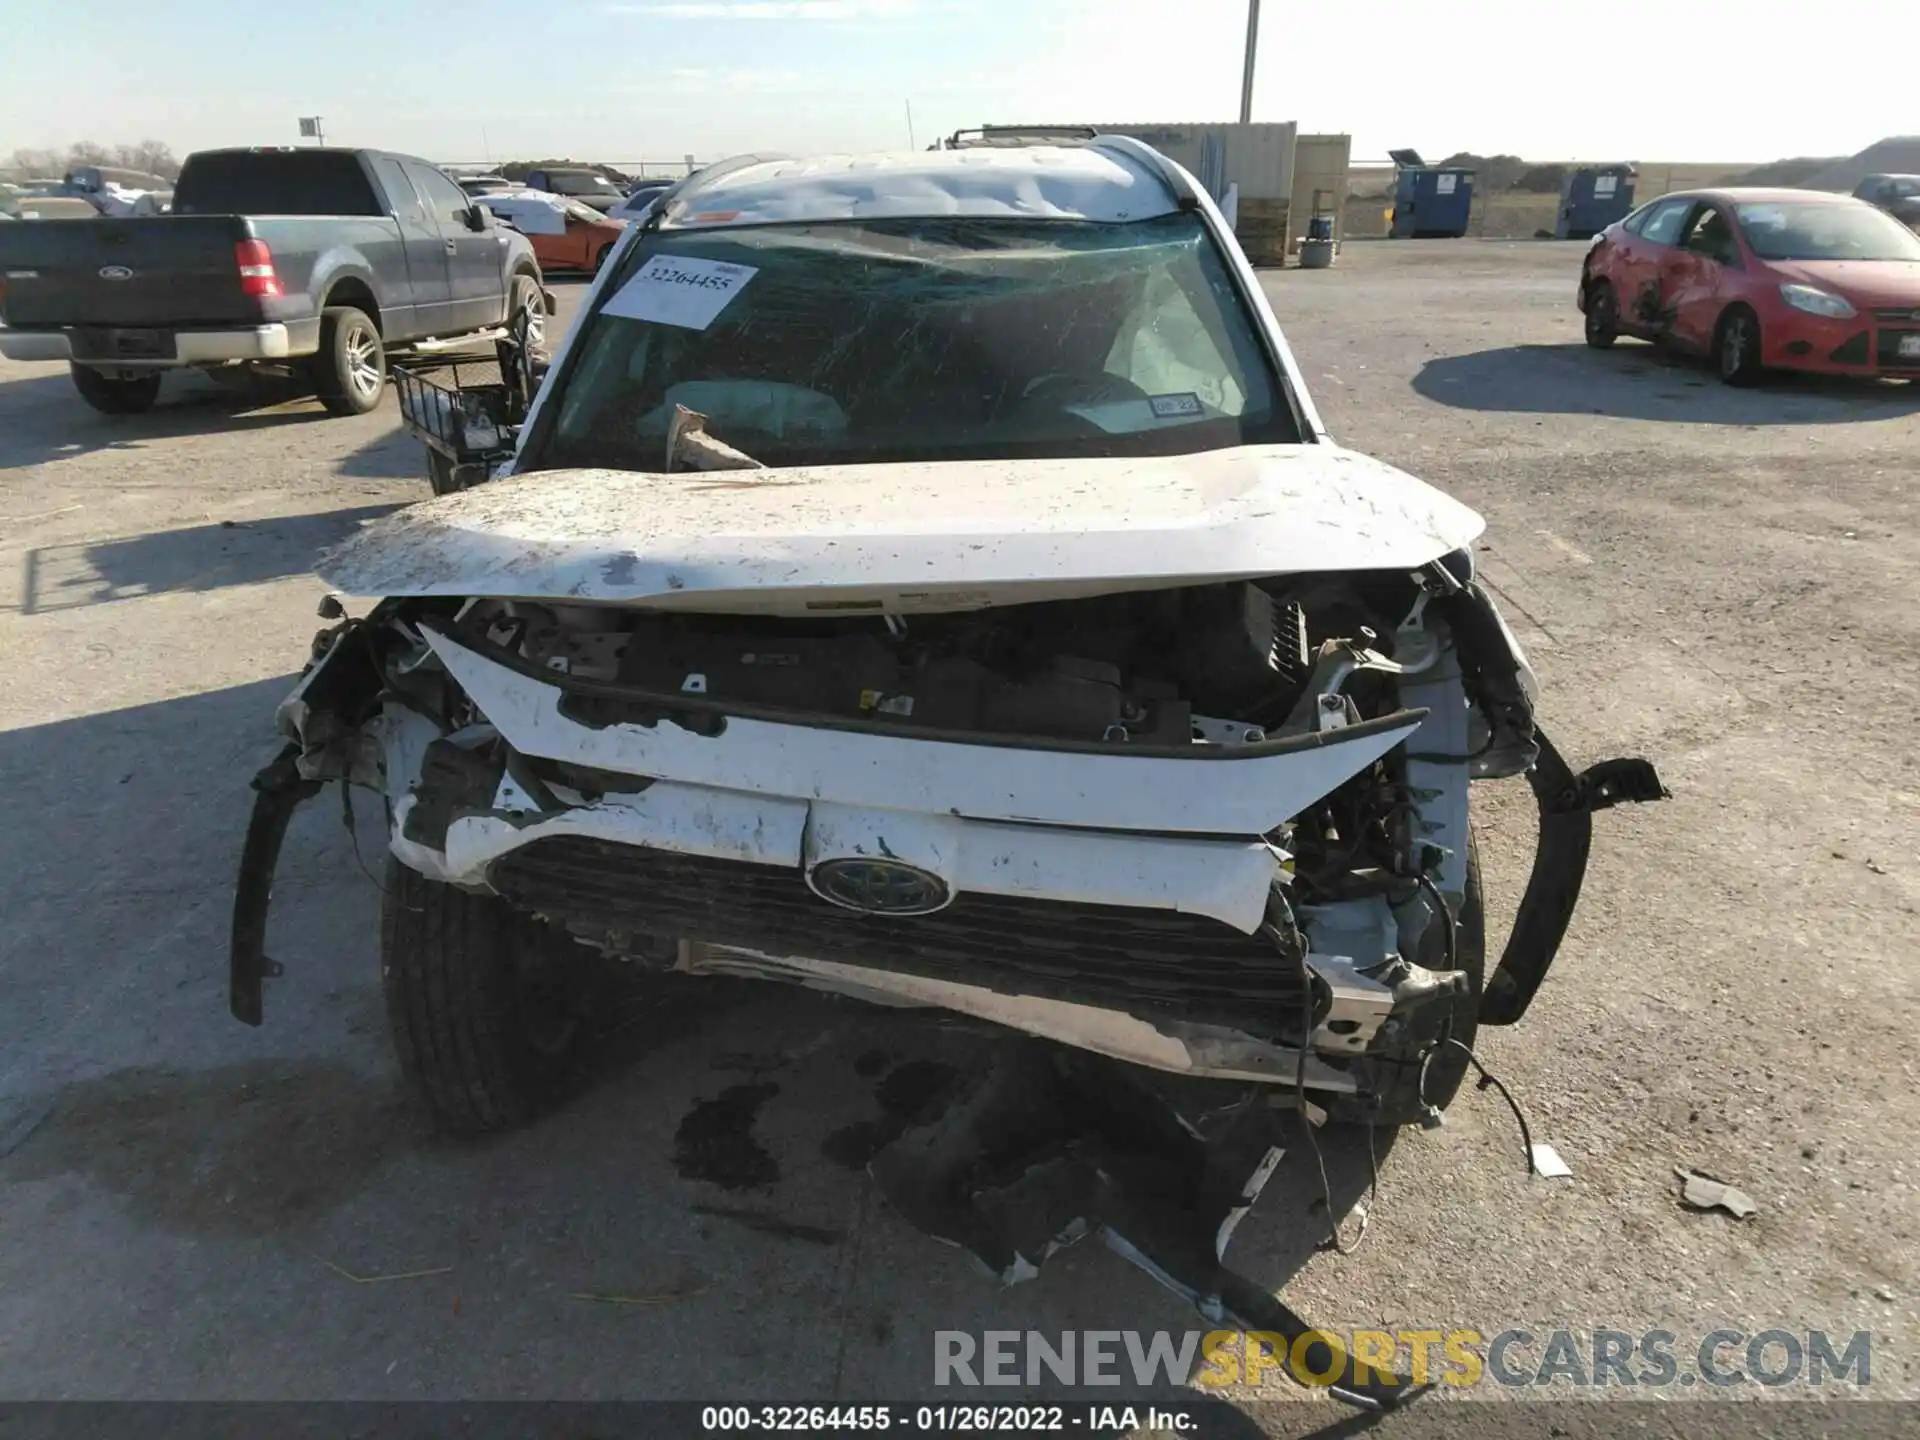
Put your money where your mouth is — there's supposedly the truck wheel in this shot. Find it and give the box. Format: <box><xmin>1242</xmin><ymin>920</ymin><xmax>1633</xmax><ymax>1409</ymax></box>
<box><xmin>380</xmin><ymin>859</ymin><xmax>596</xmax><ymax>1136</ymax></box>
<box><xmin>312</xmin><ymin>306</ymin><xmax>386</xmax><ymax>416</ymax></box>
<box><xmin>1330</xmin><ymin>835</ymin><xmax>1485</xmax><ymax>1128</ymax></box>
<box><xmin>509</xmin><ymin>272</ymin><xmax>545</xmax><ymax>351</ymax></box>
<box><xmin>70</xmin><ymin>364</ymin><xmax>161</xmax><ymax>415</ymax></box>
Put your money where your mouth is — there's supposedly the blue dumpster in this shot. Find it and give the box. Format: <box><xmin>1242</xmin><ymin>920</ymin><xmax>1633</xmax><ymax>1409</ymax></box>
<box><xmin>1556</xmin><ymin>164</ymin><xmax>1636</xmax><ymax>239</ymax></box>
<box><xmin>1388</xmin><ymin>149</ymin><xmax>1474</xmax><ymax>238</ymax></box>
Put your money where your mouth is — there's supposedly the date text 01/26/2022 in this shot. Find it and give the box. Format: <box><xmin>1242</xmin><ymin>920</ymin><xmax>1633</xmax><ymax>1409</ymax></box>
<box><xmin>700</xmin><ymin>1405</ymin><xmax>1198</xmax><ymax>1433</ymax></box>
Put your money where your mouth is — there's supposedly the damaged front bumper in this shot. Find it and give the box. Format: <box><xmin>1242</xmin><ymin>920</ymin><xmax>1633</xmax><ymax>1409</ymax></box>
<box><xmin>230</xmin><ymin>596</ymin><xmax>1663</xmax><ymax>1096</ymax></box>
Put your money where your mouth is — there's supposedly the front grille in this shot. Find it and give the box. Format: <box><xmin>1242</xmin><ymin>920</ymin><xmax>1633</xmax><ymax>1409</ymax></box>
<box><xmin>1872</xmin><ymin>307</ymin><xmax>1920</xmax><ymax>324</ymax></box>
<box><xmin>489</xmin><ymin>837</ymin><xmax>1311</xmax><ymax>1036</ymax></box>
<box><xmin>1876</xmin><ymin>330</ymin><xmax>1920</xmax><ymax>369</ymax></box>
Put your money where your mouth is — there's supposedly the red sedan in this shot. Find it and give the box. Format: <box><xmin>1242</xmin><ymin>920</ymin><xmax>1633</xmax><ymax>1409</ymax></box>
<box><xmin>478</xmin><ymin>191</ymin><xmax>628</xmax><ymax>274</ymax></box>
<box><xmin>1577</xmin><ymin>187</ymin><xmax>1920</xmax><ymax>385</ymax></box>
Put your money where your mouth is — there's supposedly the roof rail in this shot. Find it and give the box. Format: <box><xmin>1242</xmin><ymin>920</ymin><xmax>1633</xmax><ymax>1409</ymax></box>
<box><xmin>944</xmin><ymin>126</ymin><xmax>1099</xmax><ymax>150</ymax></box>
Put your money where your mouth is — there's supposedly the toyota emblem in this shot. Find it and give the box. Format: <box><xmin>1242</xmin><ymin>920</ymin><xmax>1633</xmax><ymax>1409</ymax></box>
<box><xmin>808</xmin><ymin>857</ymin><xmax>952</xmax><ymax>916</ymax></box>
<box><xmin>98</xmin><ymin>265</ymin><xmax>135</xmax><ymax>281</ymax></box>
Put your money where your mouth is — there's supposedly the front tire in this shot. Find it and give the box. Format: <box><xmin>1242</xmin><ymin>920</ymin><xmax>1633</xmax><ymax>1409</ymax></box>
<box><xmin>380</xmin><ymin>859</ymin><xmax>596</xmax><ymax>1136</ymax></box>
<box><xmin>70</xmin><ymin>363</ymin><xmax>161</xmax><ymax>414</ymax></box>
<box><xmin>1714</xmin><ymin>306</ymin><xmax>1764</xmax><ymax>387</ymax></box>
<box><xmin>311</xmin><ymin>306</ymin><xmax>386</xmax><ymax>416</ymax></box>
<box><xmin>1583</xmin><ymin>279</ymin><xmax>1620</xmax><ymax>349</ymax></box>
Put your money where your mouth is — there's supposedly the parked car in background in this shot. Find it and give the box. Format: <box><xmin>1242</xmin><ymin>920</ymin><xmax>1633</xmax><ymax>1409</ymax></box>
<box><xmin>56</xmin><ymin>166</ymin><xmax>172</xmax><ymax>216</ymax></box>
<box><xmin>606</xmin><ymin>180</ymin><xmax>672</xmax><ymax>222</ymax></box>
<box><xmin>458</xmin><ymin>175</ymin><xmax>518</xmax><ymax>198</ymax></box>
<box><xmin>0</xmin><ymin>146</ymin><xmax>551</xmax><ymax>416</ymax></box>
<box><xmin>478</xmin><ymin>190</ymin><xmax>629</xmax><ymax>273</ymax></box>
<box><xmin>521</xmin><ymin>167</ymin><xmax>626</xmax><ymax>213</ymax></box>
<box><xmin>1578</xmin><ymin>187</ymin><xmax>1920</xmax><ymax>384</ymax></box>
<box><xmin>2</xmin><ymin>195</ymin><xmax>99</xmax><ymax>221</ymax></box>
<box><xmin>1853</xmin><ymin>174</ymin><xmax>1920</xmax><ymax>231</ymax></box>
<box><xmin>63</xmin><ymin>165</ymin><xmax>171</xmax><ymax>191</ymax></box>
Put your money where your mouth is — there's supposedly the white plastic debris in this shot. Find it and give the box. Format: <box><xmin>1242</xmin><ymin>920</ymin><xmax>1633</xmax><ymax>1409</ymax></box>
<box><xmin>1675</xmin><ymin>1167</ymin><xmax>1757</xmax><ymax>1219</ymax></box>
<box><xmin>1529</xmin><ymin>1143</ymin><xmax>1572</xmax><ymax>1180</ymax></box>
<box><xmin>477</xmin><ymin>190</ymin><xmax>570</xmax><ymax>236</ymax></box>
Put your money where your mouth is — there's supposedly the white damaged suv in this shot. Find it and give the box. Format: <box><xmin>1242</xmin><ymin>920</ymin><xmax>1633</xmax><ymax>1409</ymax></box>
<box><xmin>232</xmin><ymin>140</ymin><xmax>1665</xmax><ymax>1141</ymax></box>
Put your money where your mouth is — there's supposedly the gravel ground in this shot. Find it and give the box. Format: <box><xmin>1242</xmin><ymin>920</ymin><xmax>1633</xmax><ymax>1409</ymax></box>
<box><xmin>0</xmin><ymin>243</ymin><xmax>1915</xmax><ymax>1428</ymax></box>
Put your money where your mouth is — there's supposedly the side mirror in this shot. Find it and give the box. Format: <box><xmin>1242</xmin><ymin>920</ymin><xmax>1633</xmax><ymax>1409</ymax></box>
<box><xmin>468</xmin><ymin>205</ymin><xmax>494</xmax><ymax>232</ymax></box>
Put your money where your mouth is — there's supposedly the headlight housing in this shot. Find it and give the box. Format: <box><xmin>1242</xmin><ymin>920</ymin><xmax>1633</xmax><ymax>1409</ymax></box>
<box><xmin>1779</xmin><ymin>283</ymin><xmax>1857</xmax><ymax>319</ymax></box>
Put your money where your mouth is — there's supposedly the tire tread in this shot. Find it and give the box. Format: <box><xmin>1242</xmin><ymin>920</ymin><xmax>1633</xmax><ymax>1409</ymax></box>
<box><xmin>382</xmin><ymin>861</ymin><xmax>552</xmax><ymax>1135</ymax></box>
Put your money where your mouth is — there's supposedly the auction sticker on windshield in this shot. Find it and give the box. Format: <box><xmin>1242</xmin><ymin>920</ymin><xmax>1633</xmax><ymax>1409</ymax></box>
<box><xmin>602</xmin><ymin>254</ymin><xmax>758</xmax><ymax>330</ymax></box>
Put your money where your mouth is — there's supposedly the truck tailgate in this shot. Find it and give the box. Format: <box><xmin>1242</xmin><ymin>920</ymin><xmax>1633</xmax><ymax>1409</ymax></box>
<box><xmin>0</xmin><ymin>215</ymin><xmax>259</xmax><ymax>329</ymax></box>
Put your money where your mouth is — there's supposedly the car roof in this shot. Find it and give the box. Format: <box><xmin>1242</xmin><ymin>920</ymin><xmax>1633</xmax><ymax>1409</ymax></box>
<box><xmin>184</xmin><ymin>146</ymin><xmax>441</xmax><ymax>169</ymax></box>
<box><xmin>654</xmin><ymin>143</ymin><xmax>1186</xmax><ymax>230</ymax></box>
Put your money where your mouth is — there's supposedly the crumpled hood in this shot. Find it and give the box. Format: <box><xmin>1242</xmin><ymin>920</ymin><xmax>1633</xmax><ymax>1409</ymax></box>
<box><xmin>319</xmin><ymin>444</ymin><xmax>1485</xmax><ymax>613</ymax></box>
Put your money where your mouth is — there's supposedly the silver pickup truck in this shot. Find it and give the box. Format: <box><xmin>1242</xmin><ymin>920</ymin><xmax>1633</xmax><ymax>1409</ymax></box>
<box><xmin>0</xmin><ymin>146</ymin><xmax>552</xmax><ymax>415</ymax></box>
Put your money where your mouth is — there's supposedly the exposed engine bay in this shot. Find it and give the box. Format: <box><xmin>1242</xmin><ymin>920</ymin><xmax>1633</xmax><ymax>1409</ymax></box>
<box><xmin>510</xmin><ymin>578</ymin><xmax>1319</xmax><ymax>747</ymax></box>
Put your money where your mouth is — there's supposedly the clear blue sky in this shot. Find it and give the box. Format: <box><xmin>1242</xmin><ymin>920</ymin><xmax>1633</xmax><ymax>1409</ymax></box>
<box><xmin>4</xmin><ymin>0</ymin><xmax>1911</xmax><ymax>168</ymax></box>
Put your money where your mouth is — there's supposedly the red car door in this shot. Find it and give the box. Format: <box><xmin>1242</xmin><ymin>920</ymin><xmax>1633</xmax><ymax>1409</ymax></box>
<box><xmin>1613</xmin><ymin>196</ymin><xmax>1696</xmax><ymax>330</ymax></box>
<box><xmin>1664</xmin><ymin>203</ymin><xmax>1744</xmax><ymax>353</ymax></box>
<box><xmin>563</xmin><ymin>215</ymin><xmax>591</xmax><ymax>269</ymax></box>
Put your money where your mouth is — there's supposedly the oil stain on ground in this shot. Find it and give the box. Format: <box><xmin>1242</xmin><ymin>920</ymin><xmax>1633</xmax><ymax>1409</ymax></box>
<box><xmin>0</xmin><ymin>1059</ymin><xmax>411</xmax><ymax>1236</ymax></box>
<box><xmin>673</xmin><ymin>1082</ymin><xmax>781</xmax><ymax>1190</ymax></box>
<box><xmin>821</xmin><ymin>1059</ymin><xmax>959</xmax><ymax>1171</ymax></box>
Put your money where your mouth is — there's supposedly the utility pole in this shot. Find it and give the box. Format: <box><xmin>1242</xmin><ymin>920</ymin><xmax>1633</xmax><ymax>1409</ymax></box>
<box><xmin>1238</xmin><ymin>0</ymin><xmax>1261</xmax><ymax>124</ymax></box>
<box><xmin>906</xmin><ymin>99</ymin><xmax>917</xmax><ymax>151</ymax></box>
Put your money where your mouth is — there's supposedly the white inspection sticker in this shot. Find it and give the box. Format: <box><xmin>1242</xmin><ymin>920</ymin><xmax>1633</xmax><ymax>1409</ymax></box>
<box><xmin>601</xmin><ymin>253</ymin><xmax>758</xmax><ymax>330</ymax></box>
<box><xmin>1149</xmin><ymin>392</ymin><xmax>1204</xmax><ymax>418</ymax></box>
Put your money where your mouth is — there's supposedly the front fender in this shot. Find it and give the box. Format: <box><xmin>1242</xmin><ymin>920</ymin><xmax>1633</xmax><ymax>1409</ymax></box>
<box><xmin>1479</xmin><ymin>732</ymin><xmax>1669</xmax><ymax>1026</ymax></box>
<box><xmin>229</xmin><ymin>602</ymin><xmax>441</xmax><ymax>1026</ymax></box>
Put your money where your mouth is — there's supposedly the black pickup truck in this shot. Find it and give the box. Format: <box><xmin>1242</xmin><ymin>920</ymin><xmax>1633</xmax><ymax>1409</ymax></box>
<box><xmin>0</xmin><ymin>147</ymin><xmax>551</xmax><ymax>416</ymax></box>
